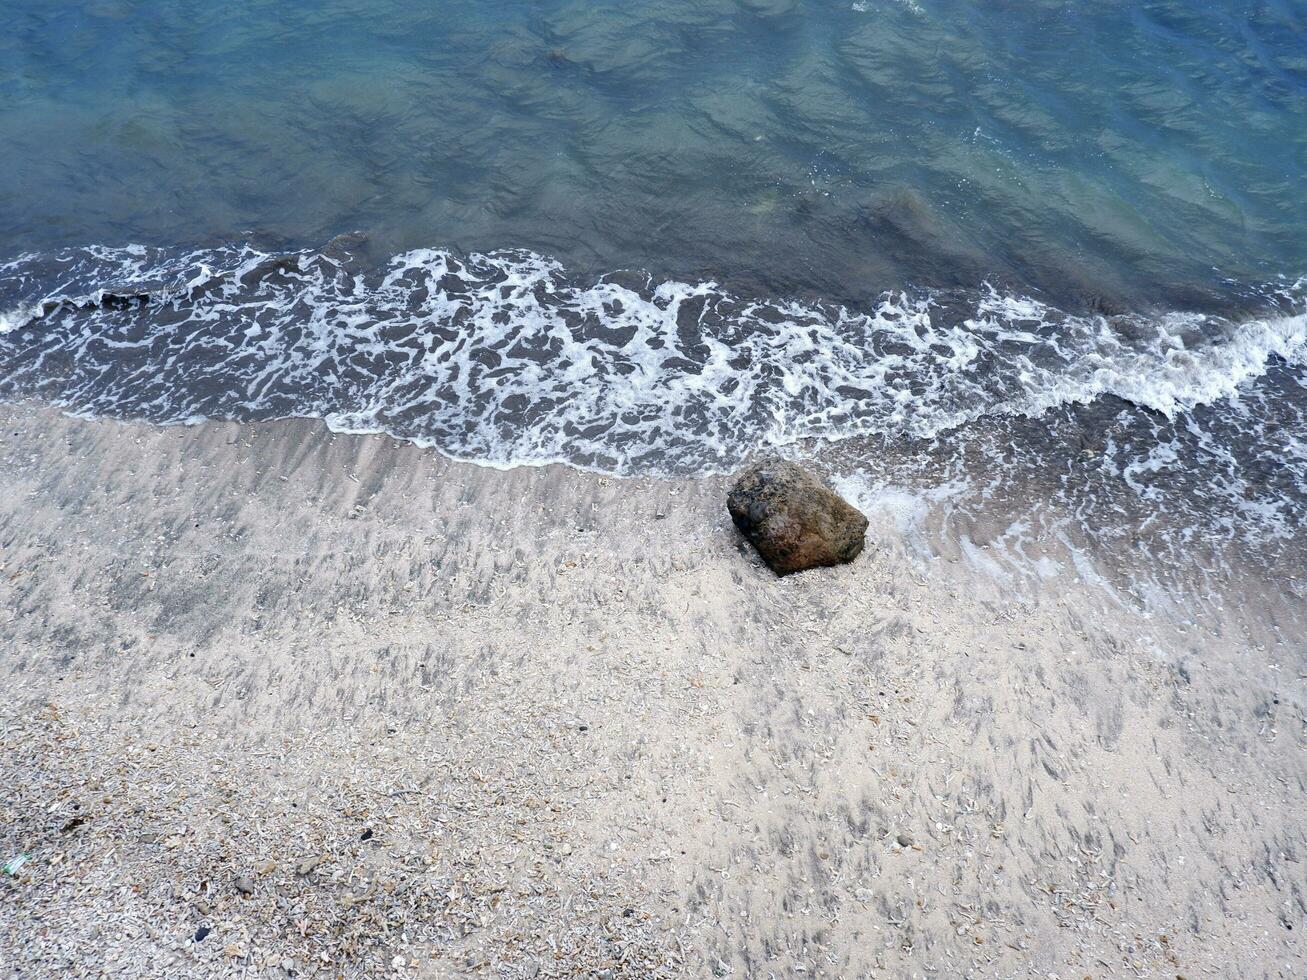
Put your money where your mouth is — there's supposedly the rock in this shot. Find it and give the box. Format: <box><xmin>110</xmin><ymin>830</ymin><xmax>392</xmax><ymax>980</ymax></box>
<box><xmin>234</xmin><ymin>876</ymin><xmax>254</xmax><ymax>896</ymax></box>
<box><xmin>895</xmin><ymin>832</ymin><xmax>913</xmax><ymax>848</ymax></box>
<box><xmin>727</xmin><ymin>460</ymin><xmax>868</xmax><ymax>575</ymax></box>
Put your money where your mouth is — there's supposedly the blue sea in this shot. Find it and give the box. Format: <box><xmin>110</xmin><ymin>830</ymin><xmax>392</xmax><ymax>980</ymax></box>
<box><xmin>1</xmin><ymin>1</ymin><xmax>1305</xmax><ymax>589</ymax></box>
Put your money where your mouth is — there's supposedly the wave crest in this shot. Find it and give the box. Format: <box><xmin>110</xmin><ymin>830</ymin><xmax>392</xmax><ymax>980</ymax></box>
<box><xmin>0</xmin><ymin>241</ymin><xmax>1303</xmax><ymax>474</ymax></box>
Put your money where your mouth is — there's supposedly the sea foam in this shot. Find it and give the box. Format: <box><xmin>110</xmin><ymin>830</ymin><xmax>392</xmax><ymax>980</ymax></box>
<box><xmin>1</xmin><ymin>244</ymin><xmax>1303</xmax><ymax>477</ymax></box>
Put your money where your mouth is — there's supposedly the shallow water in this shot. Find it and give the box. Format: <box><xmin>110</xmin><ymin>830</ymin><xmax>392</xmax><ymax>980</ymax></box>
<box><xmin>3</xmin><ymin>0</ymin><xmax>1305</xmax><ymax>305</ymax></box>
<box><xmin>2</xmin><ymin>0</ymin><xmax>1306</xmax><ymax>586</ymax></box>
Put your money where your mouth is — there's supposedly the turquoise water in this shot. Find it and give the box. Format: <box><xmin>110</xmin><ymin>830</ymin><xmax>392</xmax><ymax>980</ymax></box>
<box><xmin>2</xmin><ymin>0</ymin><xmax>1305</xmax><ymax>306</ymax></box>
<box><xmin>2</xmin><ymin>0</ymin><xmax>1306</xmax><ymax>585</ymax></box>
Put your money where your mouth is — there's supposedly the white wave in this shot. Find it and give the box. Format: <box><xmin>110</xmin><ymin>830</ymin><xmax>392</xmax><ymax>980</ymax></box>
<box><xmin>995</xmin><ymin>302</ymin><xmax>1307</xmax><ymax>421</ymax></box>
<box><xmin>0</xmin><ymin>305</ymin><xmax>35</xmax><ymax>334</ymax></box>
<box><xmin>0</xmin><ymin>243</ymin><xmax>1303</xmax><ymax>477</ymax></box>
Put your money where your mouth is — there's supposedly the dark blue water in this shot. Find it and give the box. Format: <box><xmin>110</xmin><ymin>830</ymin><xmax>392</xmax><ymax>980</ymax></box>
<box><xmin>1</xmin><ymin>0</ymin><xmax>1306</xmax><ymax>586</ymax></box>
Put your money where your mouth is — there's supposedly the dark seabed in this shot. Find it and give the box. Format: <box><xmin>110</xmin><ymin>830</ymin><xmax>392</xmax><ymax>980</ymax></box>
<box><xmin>2</xmin><ymin>0</ymin><xmax>1306</xmax><ymax>592</ymax></box>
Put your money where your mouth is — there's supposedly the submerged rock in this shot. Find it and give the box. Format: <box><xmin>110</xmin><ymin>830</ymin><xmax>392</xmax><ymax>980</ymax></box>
<box><xmin>727</xmin><ymin>460</ymin><xmax>868</xmax><ymax>576</ymax></box>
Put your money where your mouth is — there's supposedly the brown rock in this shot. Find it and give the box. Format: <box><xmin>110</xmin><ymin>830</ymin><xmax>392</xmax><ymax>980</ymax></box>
<box><xmin>727</xmin><ymin>460</ymin><xmax>868</xmax><ymax>576</ymax></box>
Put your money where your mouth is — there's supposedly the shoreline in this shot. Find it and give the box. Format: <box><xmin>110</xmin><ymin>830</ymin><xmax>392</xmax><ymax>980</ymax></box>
<box><xmin>0</xmin><ymin>403</ymin><xmax>1303</xmax><ymax>976</ymax></box>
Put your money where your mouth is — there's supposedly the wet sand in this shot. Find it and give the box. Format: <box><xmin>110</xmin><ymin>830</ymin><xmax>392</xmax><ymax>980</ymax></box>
<box><xmin>0</xmin><ymin>403</ymin><xmax>1302</xmax><ymax>978</ymax></box>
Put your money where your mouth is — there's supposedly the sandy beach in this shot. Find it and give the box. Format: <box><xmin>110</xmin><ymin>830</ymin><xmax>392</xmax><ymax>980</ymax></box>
<box><xmin>0</xmin><ymin>402</ymin><xmax>1302</xmax><ymax>978</ymax></box>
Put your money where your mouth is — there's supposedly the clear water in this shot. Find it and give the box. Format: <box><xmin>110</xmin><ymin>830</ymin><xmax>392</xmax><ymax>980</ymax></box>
<box><xmin>3</xmin><ymin>0</ymin><xmax>1305</xmax><ymax>304</ymax></box>
<box><xmin>2</xmin><ymin>0</ymin><xmax>1306</xmax><ymax>587</ymax></box>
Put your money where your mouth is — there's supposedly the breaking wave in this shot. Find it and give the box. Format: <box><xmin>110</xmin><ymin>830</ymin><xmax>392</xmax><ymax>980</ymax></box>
<box><xmin>1</xmin><ymin>240</ymin><xmax>1303</xmax><ymax>477</ymax></box>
